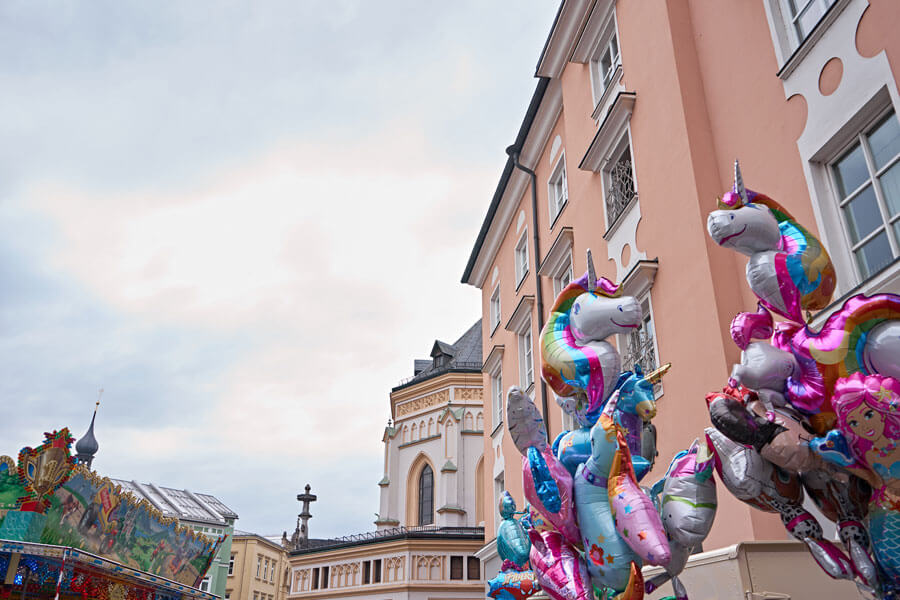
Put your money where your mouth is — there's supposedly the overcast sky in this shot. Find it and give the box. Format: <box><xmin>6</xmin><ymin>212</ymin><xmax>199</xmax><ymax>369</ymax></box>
<box><xmin>0</xmin><ymin>1</ymin><xmax>559</xmax><ymax>537</ymax></box>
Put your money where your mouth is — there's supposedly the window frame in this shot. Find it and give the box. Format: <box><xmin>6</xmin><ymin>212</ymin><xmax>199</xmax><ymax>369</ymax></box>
<box><xmin>517</xmin><ymin>320</ymin><xmax>534</xmax><ymax>391</ymax></box>
<box><xmin>467</xmin><ymin>556</ymin><xmax>481</xmax><ymax>581</ymax></box>
<box><xmin>450</xmin><ymin>556</ymin><xmax>464</xmax><ymax>580</ymax></box>
<box><xmin>781</xmin><ymin>0</ymin><xmax>838</xmax><ymax>50</ymax></box>
<box><xmin>199</xmin><ymin>577</ymin><xmax>210</xmax><ymax>592</ymax></box>
<box><xmin>547</xmin><ymin>151</ymin><xmax>569</xmax><ymax>225</ymax></box>
<box><xmin>490</xmin><ymin>369</ymin><xmax>503</xmax><ymax>431</ymax></box>
<box><xmin>588</xmin><ymin>15</ymin><xmax>622</xmax><ymax>110</ymax></box>
<box><xmin>602</xmin><ymin>134</ymin><xmax>638</xmax><ymax>233</ymax></box>
<box><xmin>489</xmin><ymin>285</ymin><xmax>501</xmax><ymax>333</ymax></box>
<box><xmin>552</xmin><ymin>252</ymin><xmax>574</xmax><ymax>298</ymax></box>
<box><xmin>417</xmin><ymin>464</ymin><xmax>434</xmax><ymax>526</ymax></box>
<box><xmin>256</xmin><ymin>556</ymin><xmax>262</xmax><ymax>578</ymax></box>
<box><xmin>514</xmin><ymin>231</ymin><xmax>529</xmax><ymax>288</ymax></box>
<box><xmin>827</xmin><ymin>107</ymin><xmax>900</xmax><ymax>283</ymax></box>
<box><xmin>617</xmin><ymin>293</ymin><xmax>663</xmax><ymax>399</ymax></box>
<box><xmin>228</xmin><ymin>554</ymin><xmax>235</xmax><ymax>576</ymax></box>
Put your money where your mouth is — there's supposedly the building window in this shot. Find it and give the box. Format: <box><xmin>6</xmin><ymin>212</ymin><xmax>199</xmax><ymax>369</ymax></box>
<box><xmin>322</xmin><ymin>566</ymin><xmax>329</xmax><ymax>589</ymax></box>
<box><xmin>363</xmin><ymin>560</ymin><xmax>371</xmax><ymax>584</ymax></box>
<box><xmin>373</xmin><ymin>559</ymin><xmax>382</xmax><ymax>583</ymax></box>
<box><xmin>784</xmin><ymin>0</ymin><xmax>837</xmax><ymax>45</ymax></box>
<box><xmin>830</xmin><ymin>109</ymin><xmax>900</xmax><ymax>281</ymax></box>
<box><xmin>253</xmin><ymin>592</ymin><xmax>259</xmax><ymax>600</ymax></box>
<box><xmin>270</xmin><ymin>562</ymin><xmax>276</xmax><ymax>583</ymax></box>
<box><xmin>467</xmin><ymin>557</ymin><xmax>481</xmax><ymax>580</ymax></box>
<box><xmin>263</xmin><ymin>558</ymin><xmax>269</xmax><ymax>581</ymax></box>
<box><xmin>515</xmin><ymin>232</ymin><xmax>529</xmax><ymax>286</ymax></box>
<box><xmin>491</xmin><ymin>371</ymin><xmax>503</xmax><ymax>429</ymax></box>
<box><xmin>418</xmin><ymin>465</ymin><xmax>434</xmax><ymax>526</ymax></box>
<box><xmin>548</xmin><ymin>153</ymin><xmax>568</xmax><ymax>222</ymax></box>
<box><xmin>199</xmin><ymin>577</ymin><xmax>210</xmax><ymax>592</ymax></box>
<box><xmin>605</xmin><ymin>141</ymin><xmax>636</xmax><ymax>228</ymax></box>
<box><xmin>450</xmin><ymin>556</ymin><xmax>464</xmax><ymax>580</ymax></box>
<box><xmin>228</xmin><ymin>554</ymin><xmax>235</xmax><ymax>576</ymax></box>
<box><xmin>493</xmin><ymin>472</ymin><xmax>505</xmax><ymax>514</ymax></box>
<box><xmin>312</xmin><ymin>567</ymin><xmax>320</xmax><ymax>590</ymax></box>
<box><xmin>591</xmin><ymin>30</ymin><xmax>620</xmax><ymax>101</ymax></box>
<box><xmin>620</xmin><ymin>295</ymin><xmax>660</xmax><ymax>393</ymax></box>
<box><xmin>518</xmin><ymin>323</ymin><xmax>534</xmax><ymax>390</ymax></box>
<box><xmin>256</xmin><ymin>556</ymin><xmax>262</xmax><ymax>578</ymax></box>
<box><xmin>225</xmin><ymin>594</ymin><xmax>230</xmax><ymax>600</ymax></box>
<box><xmin>490</xmin><ymin>285</ymin><xmax>501</xmax><ymax>332</ymax></box>
<box><xmin>552</xmin><ymin>253</ymin><xmax>574</xmax><ymax>298</ymax></box>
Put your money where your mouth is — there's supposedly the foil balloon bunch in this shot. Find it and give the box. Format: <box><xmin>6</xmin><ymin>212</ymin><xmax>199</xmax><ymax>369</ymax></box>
<box><xmin>705</xmin><ymin>161</ymin><xmax>900</xmax><ymax>598</ymax></box>
<box><xmin>489</xmin><ymin>491</ymin><xmax>541</xmax><ymax>600</ymax></box>
<box><xmin>492</xmin><ymin>253</ymin><xmax>717</xmax><ymax>600</ymax></box>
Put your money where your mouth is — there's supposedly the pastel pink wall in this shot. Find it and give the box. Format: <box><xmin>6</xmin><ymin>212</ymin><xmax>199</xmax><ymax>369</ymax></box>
<box><xmin>476</xmin><ymin>0</ymin><xmax>898</xmax><ymax>548</ymax></box>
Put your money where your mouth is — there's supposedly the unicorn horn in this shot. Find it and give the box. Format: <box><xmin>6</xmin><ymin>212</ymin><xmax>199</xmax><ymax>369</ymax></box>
<box><xmin>734</xmin><ymin>159</ymin><xmax>748</xmax><ymax>206</ymax></box>
<box><xmin>586</xmin><ymin>248</ymin><xmax>597</xmax><ymax>291</ymax></box>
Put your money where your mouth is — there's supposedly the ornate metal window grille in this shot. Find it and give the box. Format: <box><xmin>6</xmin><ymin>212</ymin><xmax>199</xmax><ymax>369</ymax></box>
<box><xmin>606</xmin><ymin>149</ymin><xmax>636</xmax><ymax>226</ymax></box>
<box><xmin>622</xmin><ymin>324</ymin><xmax>658</xmax><ymax>393</ymax></box>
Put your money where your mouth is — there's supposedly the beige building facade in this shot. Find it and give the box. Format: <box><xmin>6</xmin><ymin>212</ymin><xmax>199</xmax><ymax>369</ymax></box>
<box><xmin>462</xmin><ymin>0</ymin><xmax>900</xmax><ymax>586</ymax></box>
<box><xmin>227</xmin><ymin>532</ymin><xmax>290</xmax><ymax>600</ymax></box>
<box><xmin>286</xmin><ymin>322</ymin><xmax>486</xmax><ymax>600</ymax></box>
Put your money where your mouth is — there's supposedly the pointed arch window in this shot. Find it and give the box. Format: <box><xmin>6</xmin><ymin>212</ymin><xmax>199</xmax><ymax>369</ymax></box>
<box><xmin>418</xmin><ymin>465</ymin><xmax>434</xmax><ymax>526</ymax></box>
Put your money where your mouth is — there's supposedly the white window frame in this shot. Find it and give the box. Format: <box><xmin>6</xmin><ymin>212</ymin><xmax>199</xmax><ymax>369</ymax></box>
<box><xmin>547</xmin><ymin>151</ymin><xmax>568</xmax><ymax>224</ymax></box>
<box><xmin>490</xmin><ymin>369</ymin><xmax>503</xmax><ymax>432</ymax></box>
<box><xmin>517</xmin><ymin>320</ymin><xmax>534</xmax><ymax>392</ymax></box>
<box><xmin>514</xmin><ymin>231</ymin><xmax>529</xmax><ymax>287</ymax></box>
<box><xmin>602</xmin><ymin>133</ymin><xmax>638</xmax><ymax>232</ymax></box>
<box><xmin>588</xmin><ymin>16</ymin><xmax>622</xmax><ymax>109</ymax></box>
<box><xmin>827</xmin><ymin>107</ymin><xmax>900</xmax><ymax>284</ymax></box>
<box><xmin>228</xmin><ymin>554</ymin><xmax>235</xmax><ymax>576</ymax></box>
<box><xmin>489</xmin><ymin>285</ymin><xmax>501</xmax><ymax>333</ymax></box>
<box><xmin>781</xmin><ymin>0</ymin><xmax>838</xmax><ymax>50</ymax></box>
<box><xmin>552</xmin><ymin>252</ymin><xmax>574</xmax><ymax>298</ymax></box>
<box><xmin>199</xmin><ymin>577</ymin><xmax>211</xmax><ymax>592</ymax></box>
<box><xmin>263</xmin><ymin>558</ymin><xmax>269</xmax><ymax>581</ymax></box>
<box><xmin>617</xmin><ymin>293</ymin><xmax>663</xmax><ymax>399</ymax></box>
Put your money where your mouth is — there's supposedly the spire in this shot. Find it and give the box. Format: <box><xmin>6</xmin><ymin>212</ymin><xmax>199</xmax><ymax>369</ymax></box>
<box><xmin>75</xmin><ymin>389</ymin><xmax>101</xmax><ymax>470</ymax></box>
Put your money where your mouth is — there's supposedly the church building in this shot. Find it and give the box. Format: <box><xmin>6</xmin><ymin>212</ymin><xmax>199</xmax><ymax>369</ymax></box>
<box><xmin>285</xmin><ymin>321</ymin><xmax>486</xmax><ymax>600</ymax></box>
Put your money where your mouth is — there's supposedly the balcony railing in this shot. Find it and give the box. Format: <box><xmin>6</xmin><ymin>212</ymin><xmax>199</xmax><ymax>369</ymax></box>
<box><xmin>292</xmin><ymin>526</ymin><xmax>485</xmax><ymax>555</ymax></box>
<box><xmin>606</xmin><ymin>156</ymin><xmax>636</xmax><ymax>227</ymax></box>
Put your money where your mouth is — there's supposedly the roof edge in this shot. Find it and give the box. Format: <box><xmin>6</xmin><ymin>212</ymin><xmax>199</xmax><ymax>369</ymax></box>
<box><xmin>461</xmin><ymin>77</ymin><xmax>551</xmax><ymax>286</ymax></box>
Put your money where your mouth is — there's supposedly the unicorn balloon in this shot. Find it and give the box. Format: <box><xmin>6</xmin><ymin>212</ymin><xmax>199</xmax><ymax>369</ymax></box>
<box><xmin>645</xmin><ymin>438</ymin><xmax>718</xmax><ymax>600</ymax></box>
<box><xmin>541</xmin><ymin>250</ymin><xmax>642</xmax><ymax>425</ymax></box>
<box><xmin>707</xmin><ymin>160</ymin><xmax>836</xmax><ymax>323</ymax></box>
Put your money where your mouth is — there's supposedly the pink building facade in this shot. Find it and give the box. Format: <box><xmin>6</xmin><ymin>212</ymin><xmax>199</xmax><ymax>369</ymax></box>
<box><xmin>462</xmin><ymin>0</ymin><xmax>900</xmax><ymax>574</ymax></box>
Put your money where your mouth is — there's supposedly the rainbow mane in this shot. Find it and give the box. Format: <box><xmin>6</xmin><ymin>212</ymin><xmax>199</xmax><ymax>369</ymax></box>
<box><xmin>782</xmin><ymin>293</ymin><xmax>900</xmax><ymax>433</ymax></box>
<box><xmin>540</xmin><ymin>272</ymin><xmax>621</xmax><ymax>420</ymax></box>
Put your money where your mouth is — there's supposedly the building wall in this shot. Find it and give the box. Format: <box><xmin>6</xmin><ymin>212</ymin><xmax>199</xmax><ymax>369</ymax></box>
<box><xmin>227</xmin><ymin>535</ymin><xmax>290</xmax><ymax>600</ymax></box>
<box><xmin>467</xmin><ymin>0</ymin><xmax>900</xmax><ymax>563</ymax></box>
<box><xmin>287</xmin><ymin>537</ymin><xmax>484</xmax><ymax>600</ymax></box>
<box><xmin>378</xmin><ymin>372</ymin><xmax>485</xmax><ymax>530</ymax></box>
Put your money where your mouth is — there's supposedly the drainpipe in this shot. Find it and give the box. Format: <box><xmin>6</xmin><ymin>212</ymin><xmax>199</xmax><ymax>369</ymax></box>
<box><xmin>506</xmin><ymin>145</ymin><xmax>549</xmax><ymax>441</ymax></box>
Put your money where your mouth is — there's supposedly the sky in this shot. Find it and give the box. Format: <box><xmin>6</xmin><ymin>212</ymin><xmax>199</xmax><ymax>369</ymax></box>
<box><xmin>0</xmin><ymin>1</ymin><xmax>560</xmax><ymax>538</ymax></box>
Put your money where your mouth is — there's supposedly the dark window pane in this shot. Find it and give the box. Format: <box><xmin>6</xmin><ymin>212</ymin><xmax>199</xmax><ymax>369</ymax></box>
<box><xmin>842</xmin><ymin>185</ymin><xmax>881</xmax><ymax>243</ymax></box>
<box><xmin>855</xmin><ymin>230</ymin><xmax>893</xmax><ymax>279</ymax></box>
<box><xmin>880</xmin><ymin>161</ymin><xmax>900</xmax><ymax>217</ymax></box>
<box><xmin>835</xmin><ymin>142</ymin><xmax>869</xmax><ymax>198</ymax></box>
<box><xmin>869</xmin><ymin>112</ymin><xmax>900</xmax><ymax>171</ymax></box>
<box><xmin>312</xmin><ymin>568</ymin><xmax>319</xmax><ymax>590</ymax></box>
<box><xmin>467</xmin><ymin>557</ymin><xmax>481</xmax><ymax>580</ymax></box>
<box><xmin>373</xmin><ymin>559</ymin><xmax>381</xmax><ymax>583</ymax></box>
<box><xmin>418</xmin><ymin>465</ymin><xmax>434</xmax><ymax>526</ymax></box>
<box><xmin>363</xmin><ymin>561</ymin><xmax>371</xmax><ymax>584</ymax></box>
<box><xmin>450</xmin><ymin>556</ymin><xmax>464</xmax><ymax>580</ymax></box>
<box><xmin>321</xmin><ymin>566</ymin><xmax>329</xmax><ymax>589</ymax></box>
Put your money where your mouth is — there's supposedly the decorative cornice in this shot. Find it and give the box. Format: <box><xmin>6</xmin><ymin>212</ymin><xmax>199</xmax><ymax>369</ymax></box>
<box><xmin>505</xmin><ymin>295</ymin><xmax>535</xmax><ymax>334</ymax></box>
<box><xmin>395</xmin><ymin>390</ymin><xmax>450</xmax><ymax>418</ymax></box>
<box><xmin>535</xmin><ymin>0</ymin><xmax>595</xmax><ymax>78</ymax></box>
<box><xmin>571</xmin><ymin>0</ymin><xmax>616</xmax><ymax>63</ymax></box>
<box><xmin>378</xmin><ymin>476</ymin><xmax>390</xmax><ymax>487</ymax></box>
<box><xmin>579</xmin><ymin>92</ymin><xmax>636</xmax><ymax>172</ymax></box>
<box><xmin>440</xmin><ymin>461</ymin><xmax>457</xmax><ymax>473</ymax></box>
<box><xmin>619</xmin><ymin>259</ymin><xmax>659</xmax><ymax>299</ymax></box>
<box><xmin>482</xmin><ymin>345</ymin><xmax>504</xmax><ymax>375</ymax></box>
<box><xmin>538</xmin><ymin>226</ymin><xmax>574</xmax><ymax>277</ymax></box>
<box><xmin>436</xmin><ymin>505</ymin><xmax>466</xmax><ymax>515</ymax></box>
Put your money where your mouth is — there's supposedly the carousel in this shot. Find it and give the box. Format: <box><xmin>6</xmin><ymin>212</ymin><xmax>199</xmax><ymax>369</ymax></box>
<box><xmin>0</xmin><ymin>429</ymin><xmax>222</xmax><ymax>600</ymax></box>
